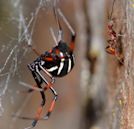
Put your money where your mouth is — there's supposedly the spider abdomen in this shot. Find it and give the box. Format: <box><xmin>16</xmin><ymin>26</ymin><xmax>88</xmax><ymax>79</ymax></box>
<box><xmin>43</xmin><ymin>55</ymin><xmax>74</xmax><ymax>77</ymax></box>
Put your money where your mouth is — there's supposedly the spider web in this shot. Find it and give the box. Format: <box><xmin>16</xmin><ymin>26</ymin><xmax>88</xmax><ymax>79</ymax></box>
<box><xmin>0</xmin><ymin>0</ymin><xmax>58</xmax><ymax>117</ymax></box>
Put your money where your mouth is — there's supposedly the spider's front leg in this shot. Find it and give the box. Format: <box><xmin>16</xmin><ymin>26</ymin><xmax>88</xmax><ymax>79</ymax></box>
<box><xmin>57</xmin><ymin>8</ymin><xmax>76</xmax><ymax>52</ymax></box>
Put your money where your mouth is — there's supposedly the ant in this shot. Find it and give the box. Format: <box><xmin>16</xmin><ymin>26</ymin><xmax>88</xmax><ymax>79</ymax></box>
<box><xmin>105</xmin><ymin>0</ymin><xmax>124</xmax><ymax>64</ymax></box>
<box><xmin>106</xmin><ymin>20</ymin><xmax>117</xmax><ymax>55</ymax></box>
<box><xmin>16</xmin><ymin>8</ymin><xmax>76</xmax><ymax>129</ymax></box>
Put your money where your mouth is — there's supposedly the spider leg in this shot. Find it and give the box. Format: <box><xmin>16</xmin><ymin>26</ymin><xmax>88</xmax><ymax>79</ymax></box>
<box><xmin>13</xmin><ymin>92</ymin><xmax>57</xmax><ymax>122</ymax></box>
<box><xmin>22</xmin><ymin>64</ymin><xmax>52</xmax><ymax>94</ymax></box>
<box><xmin>57</xmin><ymin>9</ymin><xmax>76</xmax><ymax>52</ymax></box>
<box><xmin>18</xmin><ymin>81</ymin><xmax>42</xmax><ymax>94</ymax></box>
<box><xmin>19</xmin><ymin>82</ymin><xmax>51</xmax><ymax>94</ymax></box>
<box><xmin>27</xmin><ymin>65</ymin><xmax>46</xmax><ymax>128</ymax></box>
<box><xmin>44</xmin><ymin>86</ymin><xmax>58</xmax><ymax>119</ymax></box>
<box><xmin>53</xmin><ymin>7</ymin><xmax>63</xmax><ymax>42</ymax></box>
<box><xmin>28</xmin><ymin>44</ymin><xmax>41</xmax><ymax>56</ymax></box>
<box><xmin>19</xmin><ymin>64</ymin><xmax>57</xmax><ymax>128</ymax></box>
<box><xmin>31</xmin><ymin>48</ymin><xmax>41</xmax><ymax>56</ymax></box>
<box><xmin>50</xmin><ymin>27</ymin><xmax>58</xmax><ymax>45</ymax></box>
<box><xmin>39</xmin><ymin>65</ymin><xmax>58</xmax><ymax>119</ymax></box>
<box><xmin>20</xmin><ymin>65</ymin><xmax>54</xmax><ymax>94</ymax></box>
<box><xmin>57</xmin><ymin>8</ymin><xmax>75</xmax><ymax>35</ymax></box>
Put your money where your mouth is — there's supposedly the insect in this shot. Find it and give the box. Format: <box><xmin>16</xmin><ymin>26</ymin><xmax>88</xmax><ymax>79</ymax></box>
<box><xmin>105</xmin><ymin>0</ymin><xmax>124</xmax><ymax>64</ymax></box>
<box><xmin>19</xmin><ymin>8</ymin><xmax>76</xmax><ymax>129</ymax></box>
<box><xmin>106</xmin><ymin>19</ymin><xmax>117</xmax><ymax>55</ymax></box>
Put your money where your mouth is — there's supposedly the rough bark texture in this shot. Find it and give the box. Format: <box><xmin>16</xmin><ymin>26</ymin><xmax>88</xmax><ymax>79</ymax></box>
<box><xmin>106</xmin><ymin>0</ymin><xmax>134</xmax><ymax>129</ymax></box>
<box><xmin>76</xmin><ymin>0</ymin><xmax>134</xmax><ymax>129</ymax></box>
<box><xmin>120</xmin><ymin>1</ymin><xmax>134</xmax><ymax>129</ymax></box>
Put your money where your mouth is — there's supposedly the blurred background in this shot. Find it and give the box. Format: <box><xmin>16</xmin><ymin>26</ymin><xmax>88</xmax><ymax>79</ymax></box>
<box><xmin>0</xmin><ymin>0</ymin><xmax>133</xmax><ymax>129</ymax></box>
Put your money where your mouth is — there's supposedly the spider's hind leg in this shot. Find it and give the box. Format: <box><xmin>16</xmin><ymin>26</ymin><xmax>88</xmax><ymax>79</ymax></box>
<box><xmin>43</xmin><ymin>86</ymin><xmax>58</xmax><ymax>119</ymax></box>
<box><xmin>27</xmin><ymin>64</ymin><xmax>46</xmax><ymax>128</ymax></box>
<box><xmin>39</xmin><ymin>64</ymin><xmax>58</xmax><ymax>119</ymax></box>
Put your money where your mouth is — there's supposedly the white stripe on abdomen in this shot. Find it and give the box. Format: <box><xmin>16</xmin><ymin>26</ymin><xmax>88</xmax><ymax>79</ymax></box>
<box><xmin>57</xmin><ymin>61</ymin><xmax>64</xmax><ymax>75</ymax></box>
<box><xmin>47</xmin><ymin>66</ymin><xmax>58</xmax><ymax>72</ymax></box>
<box><xmin>67</xmin><ymin>58</ymin><xmax>72</xmax><ymax>73</ymax></box>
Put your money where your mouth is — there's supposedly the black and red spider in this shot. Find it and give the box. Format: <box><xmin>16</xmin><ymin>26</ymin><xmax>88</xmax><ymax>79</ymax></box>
<box><xmin>19</xmin><ymin>8</ymin><xmax>76</xmax><ymax>129</ymax></box>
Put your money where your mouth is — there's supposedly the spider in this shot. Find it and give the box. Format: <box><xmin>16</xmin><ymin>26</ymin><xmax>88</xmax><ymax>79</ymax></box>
<box><xmin>19</xmin><ymin>8</ymin><xmax>76</xmax><ymax>129</ymax></box>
